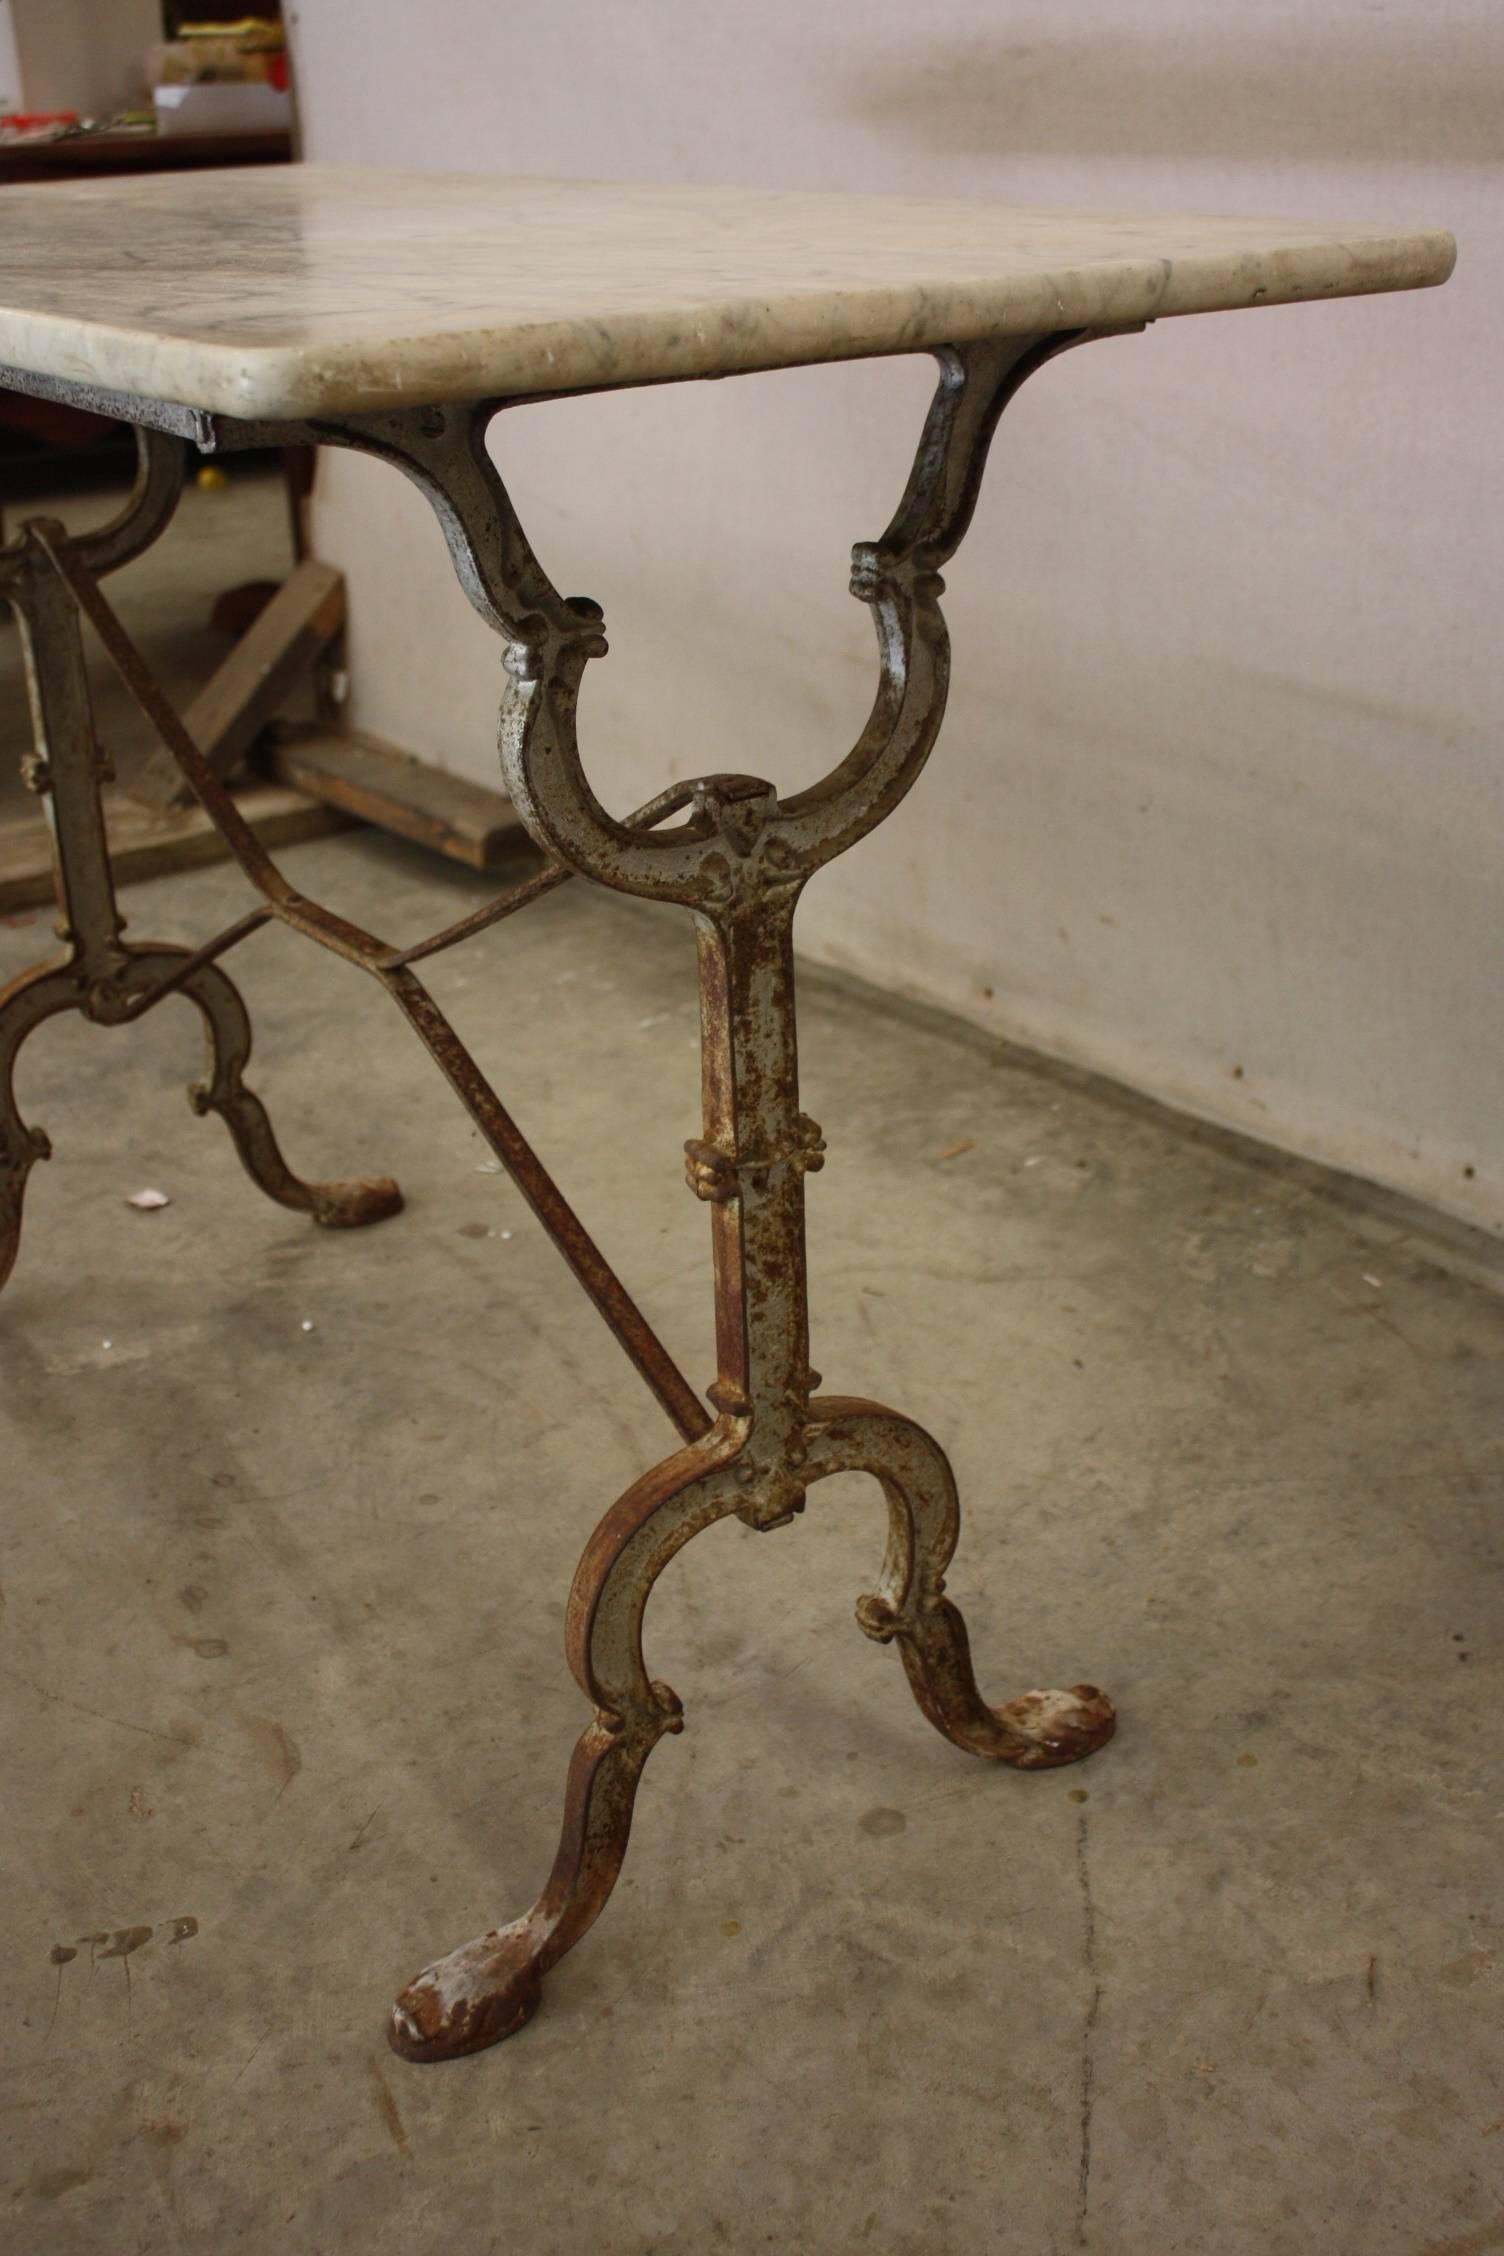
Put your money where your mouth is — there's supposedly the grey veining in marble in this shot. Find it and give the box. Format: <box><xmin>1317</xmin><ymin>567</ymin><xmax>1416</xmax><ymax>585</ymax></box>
<box><xmin>0</xmin><ymin>166</ymin><xmax>1455</xmax><ymax>419</ymax></box>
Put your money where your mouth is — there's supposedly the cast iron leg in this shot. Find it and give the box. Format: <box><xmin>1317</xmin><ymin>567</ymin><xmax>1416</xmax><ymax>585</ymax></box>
<box><xmin>391</xmin><ymin>1420</ymin><xmax>750</xmax><ymax>2061</ymax></box>
<box><xmin>0</xmin><ymin>444</ymin><xmax>401</xmax><ymax>1295</ymax></box>
<box><xmin>190</xmin><ymin>332</ymin><xmax>1133</xmax><ymax>2061</ymax></box>
<box><xmin>119</xmin><ymin>947</ymin><xmax>403</xmax><ymax>1229</ymax></box>
<box><xmin>811</xmin><ymin>1398</ymin><xmax>1115</xmax><ymax>1766</ymax></box>
<box><xmin>390</xmin><ymin>1395</ymin><xmax>1112</xmax><ymax>2064</ymax></box>
<box><xmin>0</xmin><ymin>962</ymin><xmax>72</xmax><ymax>1293</ymax></box>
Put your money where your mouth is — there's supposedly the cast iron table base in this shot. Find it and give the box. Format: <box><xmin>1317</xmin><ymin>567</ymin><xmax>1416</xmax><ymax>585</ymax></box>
<box><xmin>0</xmin><ymin>331</ymin><xmax>1119</xmax><ymax>2062</ymax></box>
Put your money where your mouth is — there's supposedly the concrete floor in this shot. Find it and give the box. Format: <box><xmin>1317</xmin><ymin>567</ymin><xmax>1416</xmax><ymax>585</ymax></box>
<box><xmin>2</xmin><ymin>480</ymin><xmax>1503</xmax><ymax>2253</ymax></box>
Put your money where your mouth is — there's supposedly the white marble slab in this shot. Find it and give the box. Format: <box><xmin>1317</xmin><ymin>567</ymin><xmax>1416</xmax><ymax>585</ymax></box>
<box><xmin>0</xmin><ymin>167</ymin><xmax>1454</xmax><ymax>421</ymax></box>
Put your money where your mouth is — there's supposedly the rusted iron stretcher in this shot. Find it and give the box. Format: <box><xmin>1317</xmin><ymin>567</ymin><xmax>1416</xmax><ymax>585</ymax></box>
<box><xmin>0</xmin><ymin>173</ymin><xmax>1453</xmax><ymax>2063</ymax></box>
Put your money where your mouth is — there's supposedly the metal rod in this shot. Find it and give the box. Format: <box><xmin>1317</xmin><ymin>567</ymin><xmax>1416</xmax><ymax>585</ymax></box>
<box><xmin>383</xmin><ymin>859</ymin><xmax>574</xmax><ymax>968</ymax></box>
<box><xmin>33</xmin><ymin>524</ymin><xmax>711</xmax><ymax>1445</ymax></box>
<box><xmin>382</xmin><ymin>781</ymin><xmax>703</xmax><ymax>970</ymax></box>
<box><xmin>35</xmin><ymin>524</ymin><xmax>308</xmax><ymax>917</ymax></box>
<box><xmin>387</xmin><ymin>969</ymin><xmax>712</xmax><ymax>1444</ymax></box>
<box><xmin>118</xmin><ymin>905</ymin><xmax>275</xmax><ymax>1020</ymax></box>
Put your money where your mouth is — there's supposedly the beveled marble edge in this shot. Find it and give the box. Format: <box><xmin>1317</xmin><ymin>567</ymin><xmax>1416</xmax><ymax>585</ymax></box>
<box><xmin>0</xmin><ymin>172</ymin><xmax>1456</xmax><ymax>421</ymax></box>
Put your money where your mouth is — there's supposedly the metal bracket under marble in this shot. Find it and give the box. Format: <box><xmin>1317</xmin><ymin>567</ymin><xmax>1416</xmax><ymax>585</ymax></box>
<box><xmin>0</xmin><ymin>331</ymin><xmax>1130</xmax><ymax>2063</ymax></box>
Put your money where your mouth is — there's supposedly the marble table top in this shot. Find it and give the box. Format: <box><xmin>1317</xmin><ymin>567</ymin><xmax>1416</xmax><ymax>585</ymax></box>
<box><xmin>0</xmin><ymin>167</ymin><xmax>1455</xmax><ymax>422</ymax></box>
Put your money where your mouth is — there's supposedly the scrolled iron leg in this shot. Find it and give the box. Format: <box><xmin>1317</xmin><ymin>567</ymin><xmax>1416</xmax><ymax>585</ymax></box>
<box><xmin>117</xmin><ymin>947</ymin><xmax>403</xmax><ymax>1231</ymax></box>
<box><xmin>320</xmin><ymin>337</ymin><xmax>1129</xmax><ymax>2063</ymax></box>
<box><xmin>388</xmin><ymin>1421</ymin><xmax>751</xmax><ymax>2062</ymax></box>
<box><xmin>808</xmin><ymin>1396</ymin><xmax>1115</xmax><ymax>1770</ymax></box>
<box><xmin>0</xmin><ymin>962</ymin><xmax>77</xmax><ymax>1295</ymax></box>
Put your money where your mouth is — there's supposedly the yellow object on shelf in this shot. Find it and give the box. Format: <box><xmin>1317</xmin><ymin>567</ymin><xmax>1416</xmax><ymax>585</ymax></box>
<box><xmin>152</xmin><ymin>40</ymin><xmax>278</xmax><ymax>86</ymax></box>
<box><xmin>178</xmin><ymin>18</ymin><xmax>284</xmax><ymax>47</ymax></box>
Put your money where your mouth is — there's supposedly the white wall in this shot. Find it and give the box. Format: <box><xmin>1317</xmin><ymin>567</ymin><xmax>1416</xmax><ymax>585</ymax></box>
<box><xmin>290</xmin><ymin>0</ymin><xmax>1502</xmax><ymax>1235</ymax></box>
<box><xmin>0</xmin><ymin>5</ymin><xmax>24</xmax><ymax>113</ymax></box>
<box><xmin>10</xmin><ymin>0</ymin><xmax>158</xmax><ymax>115</ymax></box>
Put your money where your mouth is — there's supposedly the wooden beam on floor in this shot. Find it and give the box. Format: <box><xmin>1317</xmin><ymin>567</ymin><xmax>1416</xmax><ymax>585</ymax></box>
<box><xmin>267</xmin><ymin>725</ymin><xmax>526</xmax><ymax>870</ymax></box>
<box><xmin>0</xmin><ymin>782</ymin><xmax>350</xmax><ymax>917</ymax></box>
<box><xmin>132</xmin><ymin>558</ymin><xmax>346</xmax><ymax>810</ymax></box>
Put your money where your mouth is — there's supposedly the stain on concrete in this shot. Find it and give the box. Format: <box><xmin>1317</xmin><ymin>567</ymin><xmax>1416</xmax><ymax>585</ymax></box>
<box><xmin>366</xmin><ymin>2058</ymin><xmax>409</xmax><ymax>2154</ymax></box>
<box><xmin>32</xmin><ymin>2165</ymin><xmax>91</xmax><ymax>2200</ymax></box>
<box><xmin>240</xmin><ymin>1714</ymin><xmax>302</xmax><ymax>1794</ymax></box>
<box><xmin>141</xmin><ymin>2117</ymin><xmax>186</xmax><ymax>2147</ymax></box>
<box><xmin>858</xmin><ymin>1807</ymin><xmax>908</xmax><ymax>1838</ymax></box>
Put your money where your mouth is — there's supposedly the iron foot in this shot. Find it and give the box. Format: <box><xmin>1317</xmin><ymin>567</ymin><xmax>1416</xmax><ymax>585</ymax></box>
<box><xmin>123</xmin><ymin>947</ymin><xmax>405</xmax><ymax>1232</ymax></box>
<box><xmin>389</xmin><ymin>1923</ymin><xmax>546</xmax><ymax>2062</ymax></box>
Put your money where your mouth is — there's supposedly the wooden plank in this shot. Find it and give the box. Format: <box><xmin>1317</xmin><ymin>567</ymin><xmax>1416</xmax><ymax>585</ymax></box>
<box><xmin>0</xmin><ymin>782</ymin><xmax>350</xmax><ymax>917</ymax></box>
<box><xmin>268</xmin><ymin>725</ymin><xmax>525</xmax><ymax>870</ymax></box>
<box><xmin>133</xmin><ymin>558</ymin><xmax>346</xmax><ymax>810</ymax></box>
